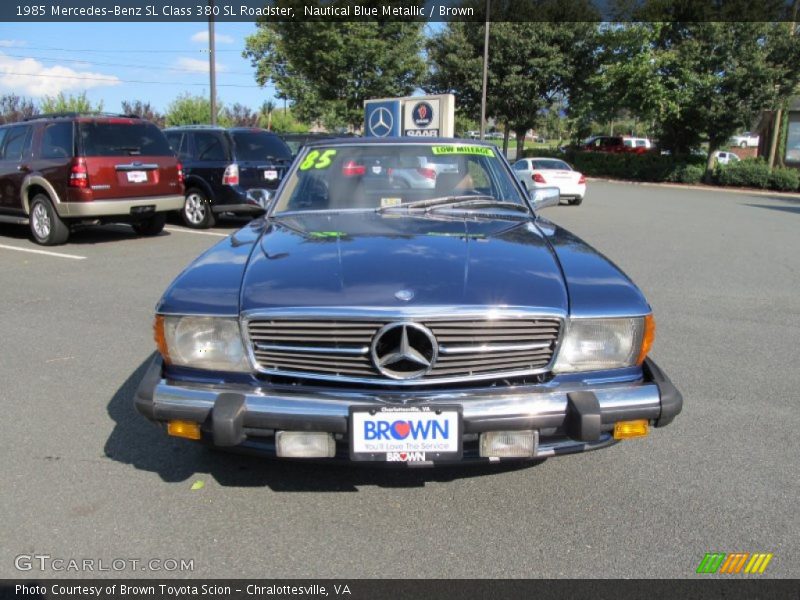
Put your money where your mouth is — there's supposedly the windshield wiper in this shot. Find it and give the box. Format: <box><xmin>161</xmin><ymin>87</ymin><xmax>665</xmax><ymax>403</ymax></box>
<box><xmin>429</xmin><ymin>198</ymin><xmax>530</xmax><ymax>213</ymax></box>
<box><xmin>376</xmin><ymin>194</ymin><xmax>497</xmax><ymax>212</ymax></box>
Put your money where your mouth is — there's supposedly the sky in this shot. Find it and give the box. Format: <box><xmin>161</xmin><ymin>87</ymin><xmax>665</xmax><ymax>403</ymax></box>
<box><xmin>0</xmin><ymin>22</ymin><xmax>277</xmax><ymax>112</ymax></box>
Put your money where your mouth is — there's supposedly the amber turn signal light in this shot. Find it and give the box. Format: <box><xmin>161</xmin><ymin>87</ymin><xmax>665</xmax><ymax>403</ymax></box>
<box><xmin>637</xmin><ymin>314</ymin><xmax>656</xmax><ymax>365</ymax></box>
<box><xmin>613</xmin><ymin>420</ymin><xmax>650</xmax><ymax>440</ymax></box>
<box><xmin>167</xmin><ymin>420</ymin><xmax>201</xmax><ymax>440</ymax></box>
<box><xmin>153</xmin><ymin>315</ymin><xmax>171</xmax><ymax>364</ymax></box>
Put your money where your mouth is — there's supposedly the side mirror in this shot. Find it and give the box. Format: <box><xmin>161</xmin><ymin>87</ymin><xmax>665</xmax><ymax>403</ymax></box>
<box><xmin>529</xmin><ymin>186</ymin><xmax>560</xmax><ymax>211</ymax></box>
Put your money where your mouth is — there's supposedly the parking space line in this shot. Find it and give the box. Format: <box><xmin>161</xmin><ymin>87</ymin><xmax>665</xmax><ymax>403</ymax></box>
<box><xmin>0</xmin><ymin>244</ymin><xmax>86</xmax><ymax>260</ymax></box>
<box><xmin>164</xmin><ymin>226</ymin><xmax>229</xmax><ymax>238</ymax></box>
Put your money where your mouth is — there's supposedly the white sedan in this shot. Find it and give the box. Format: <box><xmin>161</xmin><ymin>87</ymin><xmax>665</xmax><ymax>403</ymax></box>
<box><xmin>512</xmin><ymin>157</ymin><xmax>586</xmax><ymax>205</ymax></box>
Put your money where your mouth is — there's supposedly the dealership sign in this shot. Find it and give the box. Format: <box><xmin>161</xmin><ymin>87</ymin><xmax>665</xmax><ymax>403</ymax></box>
<box><xmin>364</xmin><ymin>94</ymin><xmax>454</xmax><ymax>138</ymax></box>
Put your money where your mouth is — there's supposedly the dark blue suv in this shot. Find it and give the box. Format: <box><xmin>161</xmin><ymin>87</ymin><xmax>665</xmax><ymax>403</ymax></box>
<box><xmin>163</xmin><ymin>126</ymin><xmax>292</xmax><ymax>228</ymax></box>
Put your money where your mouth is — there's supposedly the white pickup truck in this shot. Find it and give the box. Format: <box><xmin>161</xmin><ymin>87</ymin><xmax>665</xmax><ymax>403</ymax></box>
<box><xmin>730</xmin><ymin>132</ymin><xmax>759</xmax><ymax>148</ymax></box>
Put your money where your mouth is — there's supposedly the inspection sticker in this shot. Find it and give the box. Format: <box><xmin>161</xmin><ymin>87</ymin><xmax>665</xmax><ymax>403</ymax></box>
<box><xmin>431</xmin><ymin>145</ymin><xmax>495</xmax><ymax>157</ymax></box>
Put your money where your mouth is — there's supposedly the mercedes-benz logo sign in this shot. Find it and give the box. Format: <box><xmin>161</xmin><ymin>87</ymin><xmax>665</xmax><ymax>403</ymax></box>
<box><xmin>368</xmin><ymin>107</ymin><xmax>393</xmax><ymax>137</ymax></box>
<box><xmin>371</xmin><ymin>322</ymin><xmax>438</xmax><ymax>380</ymax></box>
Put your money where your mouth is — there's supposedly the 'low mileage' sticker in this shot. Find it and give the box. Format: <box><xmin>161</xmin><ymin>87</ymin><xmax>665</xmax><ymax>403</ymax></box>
<box><xmin>432</xmin><ymin>145</ymin><xmax>495</xmax><ymax>157</ymax></box>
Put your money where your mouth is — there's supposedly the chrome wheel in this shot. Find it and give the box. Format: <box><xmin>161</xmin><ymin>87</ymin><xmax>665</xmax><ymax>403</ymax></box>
<box><xmin>31</xmin><ymin>203</ymin><xmax>51</xmax><ymax>240</ymax></box>
<box><xmin>184</xmin><ymin>193</ymin><xmax>207</xmax><ymax>225</ymax></box>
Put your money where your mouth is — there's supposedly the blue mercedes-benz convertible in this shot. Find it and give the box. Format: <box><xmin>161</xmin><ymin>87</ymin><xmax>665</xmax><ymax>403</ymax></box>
<box><xmin>135</xmin><ymin>138</ymin><xmax>681</xmax><ymax>465</ymax></box>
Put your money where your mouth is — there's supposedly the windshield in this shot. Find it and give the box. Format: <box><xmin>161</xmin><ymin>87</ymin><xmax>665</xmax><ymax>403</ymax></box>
<box><xmin>273</xmin><ymin>143</ymin><xmax>527</xmax><ymax>214</ymax></box>
<box><xmin>231</xmin><ymin>131</ymin><xmax>292</xmax><ymax>161</ymax></box>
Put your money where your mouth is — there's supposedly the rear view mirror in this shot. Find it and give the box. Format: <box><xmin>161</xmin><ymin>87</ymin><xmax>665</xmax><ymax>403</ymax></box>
<box><xmin>530</xmin><ymin>187</ymin><xmax>560</xmax><ymax>210</ymax></box>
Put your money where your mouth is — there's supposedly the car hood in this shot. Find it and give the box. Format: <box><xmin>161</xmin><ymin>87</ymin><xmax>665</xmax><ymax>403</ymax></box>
<box><xmin>239</xmin><ymin>211</ymin><xmax>568</xmax><ymax>313</ymax></box>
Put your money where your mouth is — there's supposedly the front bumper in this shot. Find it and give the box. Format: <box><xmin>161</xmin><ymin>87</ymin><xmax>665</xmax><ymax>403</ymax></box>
<box><xmin>135</xmin><ymin>356</ymin><xmax>682</xmax><ymax>464</ymax></box>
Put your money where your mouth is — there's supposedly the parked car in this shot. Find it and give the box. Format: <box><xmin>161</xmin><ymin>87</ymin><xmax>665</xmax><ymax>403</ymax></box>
<box><xmin>712</xmin><ymin>150</ymin><xmax>740</xmax><ymax>165</ymax></box>
<box><xmin>623</xmin><ymin>137</ymin><xmax>652</xmax><ymax>150</ymax></box>
<box><xmin>163</xmin><ymin>126</ymin><xmax>292</xmax><ymax>228</ymax></box>
<box><xmin>0</xmin><ymin>112</ymin><xmax>183</xmax><ymax>245</ymax></box>
<box><xmin>730</xmin><ymin>132</ymin><xmax>759</xmax><ymax>148</ymax></box>
<box><xmin>512</xmin><ymin>157</ymin><xmax>586</xmax><ymax>205</ymax></box>
<box><xmin>136</xmin><ymin>138</ymin><xmax>682</xmax><ymax>465</ymax></box>
<box><xmin>277</xmin><ymin>132</ymin><xmax>341</xmax><ymax>158</ymax></box>
<box><xmin>582</xmin><ymin>135</ymin><xmax>649</xmax><ymax>154</ymax></box>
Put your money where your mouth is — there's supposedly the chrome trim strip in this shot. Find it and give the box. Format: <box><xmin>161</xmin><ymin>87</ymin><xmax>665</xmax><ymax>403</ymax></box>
<box><xmin>254</xmin><ymin>343</ymin><xmax>369</xmax><ymax>356</ymax></box>
<box><xmin>115</xmin><ymin>163</ymin><xmax>159</xmax><ymax>171</ymax></box>
<box><xmin>438</xmin><ymin>341</ymin><xmax>551</xmax><ymax>355</ymax></box>
<box><xmin>61</xmin><ymin>195</ymin><xmax>184</xmax><ymax>217</ymax></box>
<box><xmin>241</xmin><ymin>306</ymin><xmax>567</xmax><ymax>320</ymax></box>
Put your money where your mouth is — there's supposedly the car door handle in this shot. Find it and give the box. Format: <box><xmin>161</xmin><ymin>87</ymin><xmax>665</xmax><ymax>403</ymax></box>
<box><xmin>17</xmin><ymin>165</ymin><xmax>30</xmax><ymax>172</ymax></box>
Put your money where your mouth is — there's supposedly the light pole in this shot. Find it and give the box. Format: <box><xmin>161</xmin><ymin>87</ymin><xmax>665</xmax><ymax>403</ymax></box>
<box><xmin>208</xmin><ymin>0</ymin><xmax>217</xmax><ymax>126</ymax></box>
<box><xmin>480</xmin><ymin>0</ymin><xmax>490</xmax><ymax>141</ymax></box>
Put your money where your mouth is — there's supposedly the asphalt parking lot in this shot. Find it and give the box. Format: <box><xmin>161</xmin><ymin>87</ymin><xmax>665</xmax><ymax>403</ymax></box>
<box><xmin>1</xmin><ymin>182</ymin><xmax>798</xmax><ymax>579</ymax></box>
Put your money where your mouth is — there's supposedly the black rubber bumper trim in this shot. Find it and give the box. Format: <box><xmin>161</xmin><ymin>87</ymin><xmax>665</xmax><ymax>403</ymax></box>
<box><xmin>643</xmin><ymin>357</ymin><xmax>684</xmax><ymax>427</ymax></box>
<box><xmin>211</xmin><ymin>203</ymin><xmax>265</xmax><ymax>214</ymax></box>
<box><xmin>213</xmin><ymin>393</ymin><xmax>247</xmax><ymax>446</ymax></box>
<box><xmin>564</xmin><ymin>391</ymin><xmax>603</xmax><ymax>442</ymax></box>
<box><xmin>133</xmin><ymin>354</ymin><xmax>162</xmax><ymax>422</ymax></box>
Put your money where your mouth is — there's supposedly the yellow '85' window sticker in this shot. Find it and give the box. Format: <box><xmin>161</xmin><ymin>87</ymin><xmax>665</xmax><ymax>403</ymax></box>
<box><xmin>431</xmin><ymin>145</ymin><xmax>495</xmax><ymax>157</ymax></box>
<box><xmin>299</xmin><ymin>149</ymin><xmax>337</xmax><ymax>170</ymax></box>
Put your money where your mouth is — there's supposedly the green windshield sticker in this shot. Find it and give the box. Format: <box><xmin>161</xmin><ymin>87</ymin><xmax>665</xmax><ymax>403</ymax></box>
<box><xmin>308</xmin><ymin>231</ymin><xmax>345</xmax><ymax>238</ymax></box>
<box><xmin>299</xmin><ymin>149</ymin><xmax>337</xmax><ymax>171</ymax></box>
<box><xmin>431</xmin><ymin>145</ymin><xmax>495</xmax><ymax>157</ymax></box>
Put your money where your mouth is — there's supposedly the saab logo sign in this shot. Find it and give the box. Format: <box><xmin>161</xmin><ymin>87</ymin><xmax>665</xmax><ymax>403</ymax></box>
<box><xmin>411</xmin><ymin>102</ymin><xmax>434</xmax><ymax>127</ymax></box>
<box><xmin>363</xmin><ymin>419</ymin><xmax>449</xmax><ymax>441</ymax></box>
<box><xmin>696</xmin><ymin>552</ymin><xmax>773</xmax><ymax>574</ymax></box>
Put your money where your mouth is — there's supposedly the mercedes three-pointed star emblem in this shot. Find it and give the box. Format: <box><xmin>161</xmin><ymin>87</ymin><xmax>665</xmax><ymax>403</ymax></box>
<box><xmin>368</xmin><ymin>107</ymin><xmax>393</xmax><ymax>137</ymax></box>
<box><xmin>370</xmin><ymin>322</ymin><xmax>438</xmax><ymax>380</ymax></box>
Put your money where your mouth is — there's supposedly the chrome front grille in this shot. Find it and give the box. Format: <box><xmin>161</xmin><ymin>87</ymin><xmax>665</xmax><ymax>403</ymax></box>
<box><xmin>245</xmin><ymin>312</ymin><xmax>562</xmax><ymax>385</ymax></box>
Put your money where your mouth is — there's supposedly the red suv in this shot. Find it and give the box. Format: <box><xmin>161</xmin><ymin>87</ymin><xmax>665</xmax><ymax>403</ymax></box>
<box><xmin>0</xmin><ymin>113</ymin><xmax>184</xmax><ymax>245</ymax></box>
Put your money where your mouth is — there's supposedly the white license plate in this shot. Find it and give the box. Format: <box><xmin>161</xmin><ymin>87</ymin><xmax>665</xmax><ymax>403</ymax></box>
<box><xmin>350</xmin><ymin>406</ymin><xmax>462</xmax><ymax>462</ymax></box>
<box><xmin>264</xmin><ymin>169</ymin><xmax>278</xmax><ymax>180</ymax></box>
<box><xmin>126</xmin><ymin>171</ymin><xmax>148</xmax><ymax>183</ymax></box>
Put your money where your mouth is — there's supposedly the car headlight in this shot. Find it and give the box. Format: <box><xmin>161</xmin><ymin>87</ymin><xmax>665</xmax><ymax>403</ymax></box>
<box><xmin>154</xmin><ymin>315</ymin><xmax>250</xmax><ymax>372</ymax></box>
<box><xmin>553</xmin><ymin>315</ymin><xmax>655</xmax><ymax>373</ymax></box>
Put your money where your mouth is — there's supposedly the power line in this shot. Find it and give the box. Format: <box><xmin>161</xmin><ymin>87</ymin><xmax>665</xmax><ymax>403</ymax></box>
<box><xmin>0</xmin><ymin>70</ymin><xmax>271</xmax><ymax>88</ymax></box>
<box><xmin>8</xmin><ymin>44</ymin><xmax>242</xmax><ymax>54</ymax></box>
<box><xmin>0</xmin><ymin>52</ymin><xmax>257</xmax><ymax>77</ymax></box>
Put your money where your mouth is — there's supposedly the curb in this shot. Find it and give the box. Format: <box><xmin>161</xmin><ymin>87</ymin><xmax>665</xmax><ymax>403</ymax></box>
<box><xmin>585</xmin><ymin>177</ymin><xmax>800</xmax><ymax>200</ymax></box>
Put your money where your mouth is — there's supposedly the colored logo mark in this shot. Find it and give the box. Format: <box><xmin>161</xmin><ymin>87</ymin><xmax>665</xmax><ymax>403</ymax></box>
<box><xmin>696</xmin><ymin>552</ymin><xmax>773</xmax><ymax>574</ymax></box>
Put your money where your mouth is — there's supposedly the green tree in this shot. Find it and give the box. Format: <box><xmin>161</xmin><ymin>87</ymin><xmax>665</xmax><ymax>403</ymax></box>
<box><xmin>223</xmin><ymin>103</ymin><xmax>260</xmax><ymax>127</ymax></box>
<box><xmin>583</xmin><ymin>20</ymin><xmax>800</xmax><ymax>176</ymax></box>
<box><xmin>121</xmin><ymin>100</ymin><xmax>164</xmax><ymax>127</ymax></box>
<box><xmin>427</xmin><ymin>18</ymin><xmax>597</xmax><ymax>158</ymax></box>
<box><xmin>244</xmin><ymin>2</ymin><xmax>426</xmax><ymax>130</ymax></box>
<box><xmin>260</xmin><ymin>100</ymin><xmax>275</xmax><ymax>131</ymax></box>
<box><xmin>268</xmin><ymin>107</ymin><xmax>309</xmax><ymax>133</ymax></box>
<box><xmin>40</xmin><ymin>92</ymin><xmax>103</xmax><ymax>114</ymax></box>
<box><xmin>0</xmin><ymin>94</ymin><xmax>38</xmax><ymax>124</ymax></box>
<box><xmin>164</xmin><ymin>93</ymin><xmax>230</xmax><ymax>127</ymax></box>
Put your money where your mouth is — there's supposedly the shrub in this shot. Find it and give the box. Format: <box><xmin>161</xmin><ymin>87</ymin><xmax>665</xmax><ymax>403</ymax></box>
<box><xmin>715</xmin><ymin>158</ymin><xmax>771</xmax><ymax>189</ymax></box>
<box><xmin>664</xmin><ymin>164</ymin><xmax>705</xmax><ymax>184</ymax></box>
<box><xmin>768</xmin><ymin>167</ymin><xmax>800</xmax><ymax>192</ymax></box>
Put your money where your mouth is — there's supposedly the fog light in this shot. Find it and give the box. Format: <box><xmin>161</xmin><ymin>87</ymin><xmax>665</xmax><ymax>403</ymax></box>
<box><xmin>479</xmin><ymin>430</ymin><xmax>538</xmax><ymax>458</ymax></box>
<box><xmin>276</xmin><ymin>431</ymin><xmax>336</xmax><ymax>458</ymax></box>
<box><xmin>613</xmin><ymin>420</ymin><xmax>650</xmax><ymax>440</ymax></box>
<box><xmin>167</xmin><ymin>420</ymin><xmax>201</xmax><ymax>440</ymax></box>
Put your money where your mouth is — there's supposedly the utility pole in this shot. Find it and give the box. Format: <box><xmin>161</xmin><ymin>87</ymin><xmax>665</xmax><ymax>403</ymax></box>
<box><xmin>479</xmin><ymin>0</ymin><xmax>490</xmax><ymax>141</ymax></box>
<box><xmin>208</xmin><ymin>0</ymin><xmax>217</xmax><ymax>125</ymax></box>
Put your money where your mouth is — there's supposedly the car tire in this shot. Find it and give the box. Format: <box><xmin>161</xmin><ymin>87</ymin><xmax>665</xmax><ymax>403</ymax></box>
<box><xmin>132</xmin><ymin>213</ymin><xmax>167</xmax><ymax>236</ymax></box>
<box><xmin>182</xmin><ymin>188</ymin><xmax>216</xmax><ymax>229</ymax></box>
<box><xmin>570</xmin><ymin>197</ymin><xmax>583</xmax><ymax>206</ymax></box>
<box><xmin>739</xmin><ymin>141</ymin><xmax>747</xmax><ymax>148</ymax></box>
<box><xmin>29</xmin><ymin>194</ymin><xmax>70</xmax><ymax>246</ymax></box>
